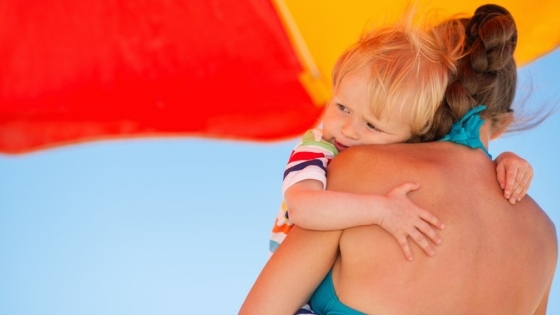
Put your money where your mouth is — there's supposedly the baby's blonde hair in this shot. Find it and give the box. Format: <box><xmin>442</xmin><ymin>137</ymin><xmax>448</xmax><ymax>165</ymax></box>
<box><xmin>331</xmin><ymin>13</ymin><xmax>464</xmax><ymax>140</ymax></box>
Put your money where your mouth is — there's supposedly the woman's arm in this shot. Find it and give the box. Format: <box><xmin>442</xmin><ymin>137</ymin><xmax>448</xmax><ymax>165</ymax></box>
<box><xmin>239</xmin><ymin>226</ymin><xmax>342</xmax><ymax>315</ymax></box>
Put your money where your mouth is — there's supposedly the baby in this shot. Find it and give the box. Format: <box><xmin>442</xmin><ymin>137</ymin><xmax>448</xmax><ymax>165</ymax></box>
<box><xmin>270</xmin><ymin>18</ymin><xmax>532</xmax><ymax>262</ymax></box>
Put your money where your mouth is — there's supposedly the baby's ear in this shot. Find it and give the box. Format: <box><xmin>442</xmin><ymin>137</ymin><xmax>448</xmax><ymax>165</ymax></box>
<box><xmin>490</xmin><ymin>112</ymin><xmax>514</xmax><ymax>140</ymax></box>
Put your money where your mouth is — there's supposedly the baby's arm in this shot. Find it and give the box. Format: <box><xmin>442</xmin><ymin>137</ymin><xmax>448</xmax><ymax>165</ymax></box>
<box><xmin>495</xmin><ymin>151</ymin><xmax>533</xmax><ymax>204</ymax></box>
<box><xmin>285</xmin><ymin>179</ymin><xmax>444</xmax><ymax>260</ymax></box>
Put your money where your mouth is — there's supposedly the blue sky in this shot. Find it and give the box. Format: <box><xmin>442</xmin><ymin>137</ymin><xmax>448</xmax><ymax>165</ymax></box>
<box><xmin>1</xmin><ymin>49</ymin><xmax>559</xmax><ymax>314</ymax></box>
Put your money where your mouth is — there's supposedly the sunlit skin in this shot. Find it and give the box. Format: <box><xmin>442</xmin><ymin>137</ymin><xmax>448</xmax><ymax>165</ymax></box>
<box><xmin>240</xmin><ymin>8</ymin><xmax>539</xmax><ymax>313</ymax></box>
<box><xmin>283</xmin><ymin>67</ymin><xmax>443</xmax><ymax>262</ymax></box>
<box><xmin>282</xmin><ymin>67</ymin><xmax>532</xmax><ymax>262</ymax></box>
<box><xmin>322</xmin><ymin>67</ymin><xmax>413</xmax><ymax>152</ymax></box>
<box><xmin>240</xmin><ymin>72</ymin><xmax>543</xmax><ymax>315</ymax></box>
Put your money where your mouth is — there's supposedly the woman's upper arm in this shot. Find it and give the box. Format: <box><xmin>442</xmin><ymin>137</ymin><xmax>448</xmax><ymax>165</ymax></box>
<box><xmin>239</xmin><ymin>226</ymin><xmax>341</xmax><ymax>315</ymax></box>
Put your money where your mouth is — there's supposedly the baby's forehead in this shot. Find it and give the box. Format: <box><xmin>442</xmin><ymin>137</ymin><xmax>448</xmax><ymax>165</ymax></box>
<box><xmin>364</xmin><ymin>103</ymin><xmax>414</xmax><ymax>125</ymax></box>
<box><xmin>365</xmin><ymin>93</ymin><xmax>414</xmax><ymax>118</ymax></box>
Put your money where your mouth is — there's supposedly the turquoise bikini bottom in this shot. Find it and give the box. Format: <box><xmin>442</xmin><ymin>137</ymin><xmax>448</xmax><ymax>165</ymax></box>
<box><xmin>309</xmin><ymin>270</ymin><xmax>366</xmax><ymax>315</ymax></box>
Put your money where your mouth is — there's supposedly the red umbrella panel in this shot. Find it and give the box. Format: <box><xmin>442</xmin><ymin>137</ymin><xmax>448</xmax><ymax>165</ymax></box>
<box><xmin>0</xmin><ymin>0</ymin><xmax>327</xmax><ymax>154</ymax></box>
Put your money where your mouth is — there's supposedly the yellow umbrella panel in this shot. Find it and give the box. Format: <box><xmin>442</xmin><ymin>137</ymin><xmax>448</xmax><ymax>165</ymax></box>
<box><xmin>276</xmin><ymin>0</ymin><xmax>560</xmax><ymax>98</ymax></box>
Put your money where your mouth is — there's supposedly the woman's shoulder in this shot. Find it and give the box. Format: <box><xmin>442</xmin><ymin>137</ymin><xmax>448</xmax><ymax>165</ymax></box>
<box><xmin>326</xmin><ymin>143</ymin><xmax>454</xmax><ymax>194</ymax></box>
<box><xmin>330</xmin><ymin>143</ymin><xmax>450</xmax><ymax>172</ymax></box>
<box><xmin>326</xmin><ymin>141</ymin><xmax>498</xmax><ymax>199</ymax></box>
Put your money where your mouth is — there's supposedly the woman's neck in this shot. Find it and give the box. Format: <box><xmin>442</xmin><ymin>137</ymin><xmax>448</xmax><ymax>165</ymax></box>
<box><xmin>479</xmin><ymin>121</ymin><xmax>491</xmax><ymax>151</ymax></box>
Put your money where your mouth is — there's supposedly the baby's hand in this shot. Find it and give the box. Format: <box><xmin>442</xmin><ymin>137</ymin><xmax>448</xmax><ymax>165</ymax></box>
<box><xmin>495</xmin><ymin>152</ymin><xmax>533</xmax><ymax>205</ymax></box>
<box><xmin>379</xmin><ymin>182</ymin><xmax>444</xmax><ymax>261</ymax></box>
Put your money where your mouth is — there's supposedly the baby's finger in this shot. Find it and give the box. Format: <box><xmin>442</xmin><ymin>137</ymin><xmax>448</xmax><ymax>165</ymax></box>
<box><xmin>507</xmin><ymin>179</ymin><xmax>523</xmax><ymax>203</ymax></box>
<box><xmin>397</xmin><ymin>237</ymin><xmax>414</xmax><ymax>261</ymax></box>
<box><xmin>392</xmin><ymin>182</ymin><xmax>420</xmax><ymax>195</ymax></box>
<box><xmin>508</xmin><ymin>170</ymin><xmax>527</xmax><ymax>196</ymax></box>
<box><xmin>509</xmin><ymin>183</ymin><xmax>524</xmax><ymax>204</ymax></box>
<box><xmin>512</xmin><ymin>172</ymin><xmax>533</xmax><ymax>202</ymax></box>
<box><xmin>419</xmin><ymin>209</ymin><xmax>445</xmax><ymax>230</ymax></box>
<box><xmin>409</xmin><ymin>230</ymin><xmax>435</xmax><ymax>257</ymax></box>
<box><xmin>416</xmin><ymin>220</ymin><xmax>442</xmax><ymax>245</ymax></box>
<box><xmin>503</xmin><ymin>167</ymin><xmax>519</xmax><ymax>199</ymax></box>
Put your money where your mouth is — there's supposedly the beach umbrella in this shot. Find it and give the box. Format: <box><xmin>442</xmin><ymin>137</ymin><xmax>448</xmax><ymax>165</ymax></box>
<box><xmin>1</xmin><ymin>0</ymin><xmax>559</xmax><ymax>154</ymax></box>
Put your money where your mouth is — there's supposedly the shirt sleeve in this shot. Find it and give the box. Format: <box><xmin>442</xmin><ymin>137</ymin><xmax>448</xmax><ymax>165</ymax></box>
<box><xmin>281</xmin><ymin>129</ymin><xmax>338</xmax><ymax>196</ymax></box>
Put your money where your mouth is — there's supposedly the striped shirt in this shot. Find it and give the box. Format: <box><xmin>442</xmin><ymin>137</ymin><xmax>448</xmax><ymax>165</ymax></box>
<box><xmin>269</xmin><ymin>128</ymin><xmax>338</xmax><ymax>253</ymax></box>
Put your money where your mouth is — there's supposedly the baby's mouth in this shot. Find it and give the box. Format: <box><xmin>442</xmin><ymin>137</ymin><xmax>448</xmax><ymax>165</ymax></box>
<box><xmin>334</xmin><ymin>141</ymin><xmax>349</xmax><ymax>152</ymax></box>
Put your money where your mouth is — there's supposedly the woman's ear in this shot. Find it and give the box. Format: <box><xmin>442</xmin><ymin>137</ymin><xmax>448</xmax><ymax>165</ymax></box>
<box><xmin>490</xmin><ymin>112</ymin><xmax>514</xmax><ymax>140</ymax></box>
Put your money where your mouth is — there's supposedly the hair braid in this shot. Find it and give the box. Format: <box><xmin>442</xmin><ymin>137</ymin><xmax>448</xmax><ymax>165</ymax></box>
<box><xmin>411</xmin><ymin>4</ymin><xmax>518</xmax><ymax>143</ymax></box>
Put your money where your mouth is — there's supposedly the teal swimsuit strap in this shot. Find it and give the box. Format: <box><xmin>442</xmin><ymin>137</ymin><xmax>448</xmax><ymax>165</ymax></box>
<box><xmin>439</xmin><ymin>105</ymin><xmax>492</xmax><ymax>159</ymax></box>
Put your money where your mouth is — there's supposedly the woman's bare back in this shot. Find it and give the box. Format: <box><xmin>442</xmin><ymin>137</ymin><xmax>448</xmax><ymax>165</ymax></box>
<box><xmin>327</xmin><ymin>142</ymin><xmax>557</xmax><ymax>315</ymax></box>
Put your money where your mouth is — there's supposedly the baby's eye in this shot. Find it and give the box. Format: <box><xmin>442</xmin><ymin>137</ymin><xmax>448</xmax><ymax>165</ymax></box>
<box><xmin>367</xmin><ymin>122</ymin><xmax>382</xmax><ymax>132</ymax></box>
<box><xmin>337</xmin><ymin>104</ymin><xmax>349</xmax><ymax>113</ymax></box>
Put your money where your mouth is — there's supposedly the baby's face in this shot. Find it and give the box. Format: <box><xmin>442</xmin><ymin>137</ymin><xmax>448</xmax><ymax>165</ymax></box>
<box><xmin>322</xmin><ymin>67</ymin><xmax>413</xmax><ymax>153</ymax></box>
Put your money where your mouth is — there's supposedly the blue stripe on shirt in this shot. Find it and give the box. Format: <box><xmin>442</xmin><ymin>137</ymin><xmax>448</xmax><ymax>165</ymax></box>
<box><xmin>283</xmin><ymin>159</ymin><xmax>326</xmax><ymax>180</ymax></box>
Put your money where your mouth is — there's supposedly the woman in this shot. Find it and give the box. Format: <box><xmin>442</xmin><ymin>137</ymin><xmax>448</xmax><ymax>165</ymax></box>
<box><xmin>239</xmin><ymin>5</ymin><xmax>558</xmax><ymax>315</ymax></box>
